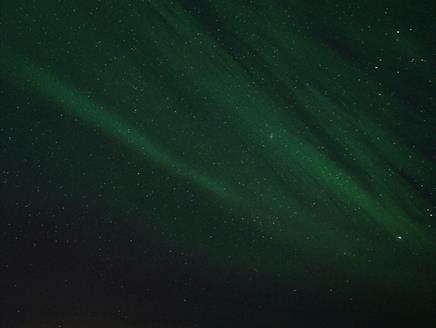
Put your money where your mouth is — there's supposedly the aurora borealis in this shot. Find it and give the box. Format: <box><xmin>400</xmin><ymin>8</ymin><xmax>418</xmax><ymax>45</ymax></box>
<box><xmin>1</xmin><ymin>0</ymin><xmax>435</xmax><ymax>327</ymax></box>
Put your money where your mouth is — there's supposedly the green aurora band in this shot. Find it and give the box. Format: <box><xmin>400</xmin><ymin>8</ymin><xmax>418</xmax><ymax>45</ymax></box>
<box><xmin>1</xmin><ymin>0</ymin><xmax>435</xmax><ymax>316</ymax></box>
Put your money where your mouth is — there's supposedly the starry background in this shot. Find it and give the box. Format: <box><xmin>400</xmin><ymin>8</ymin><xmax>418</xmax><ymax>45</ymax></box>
<box><xmin>0</xmin><ymin>0</ymin><xmax>435</xmax><ymax>327</ymax></box>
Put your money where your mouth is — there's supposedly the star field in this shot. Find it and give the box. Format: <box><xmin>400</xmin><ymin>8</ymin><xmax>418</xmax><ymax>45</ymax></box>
<box><xmin>1</xmin><ymin>1</ymin><xmax>435</xmax><ymax>327</ymax></box>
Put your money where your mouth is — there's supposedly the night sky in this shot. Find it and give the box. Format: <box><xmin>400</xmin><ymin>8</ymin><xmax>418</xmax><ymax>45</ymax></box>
<box><xmin>1</xmin><ymin>1</ymin><xmax>435</xmax><ymax>327</ymax></box>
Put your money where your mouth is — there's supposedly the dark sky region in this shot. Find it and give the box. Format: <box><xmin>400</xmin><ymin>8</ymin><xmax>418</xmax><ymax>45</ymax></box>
<box><xmin>0</xmin><ymin>1</ymin><xmax>435</xmax><ymax>327</ymax></box>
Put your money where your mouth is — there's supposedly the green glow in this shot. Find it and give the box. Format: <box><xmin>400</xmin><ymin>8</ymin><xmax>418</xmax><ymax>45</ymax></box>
<box><xmin>1</xmin><ymin>0</ymin><xmax>434</xmax><ymax>314</ymax></box>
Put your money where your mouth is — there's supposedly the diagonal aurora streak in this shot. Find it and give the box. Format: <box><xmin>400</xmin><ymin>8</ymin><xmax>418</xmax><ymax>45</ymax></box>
<box><xmin>1</xmin><ymin>46</ymin><xmax>239</xmax><ymax>203</ymax></box>
<box><xmin>1</xmin><ymin>0</ymin><xmax>435</xmax><ymax>312</ymax></box>
<box><xmin>1</xmin><ymin>41</ymin><xmax>432</xmax><ymax>274</ymax></box>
